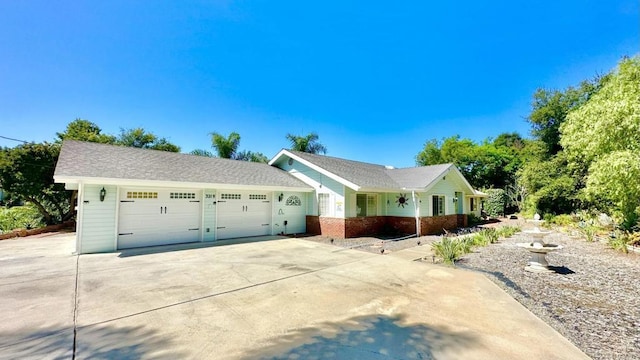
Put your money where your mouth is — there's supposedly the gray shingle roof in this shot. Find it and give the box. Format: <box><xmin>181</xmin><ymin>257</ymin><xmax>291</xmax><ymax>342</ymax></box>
<box><xmin>55</xmin><ymin>140</ymin><xmax>312</xmax><ymax>189</ymax></box>
<box><xmin>287</xmin><ymin>150</ymin><xmax>455</xmax><ymax>190</ymax></box>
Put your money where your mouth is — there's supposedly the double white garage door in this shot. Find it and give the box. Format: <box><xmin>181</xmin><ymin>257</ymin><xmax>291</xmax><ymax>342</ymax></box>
<box><xmin>117</xmin><ymin>189</ymin><xmax>273</xmax><ymax>249</ymax></box>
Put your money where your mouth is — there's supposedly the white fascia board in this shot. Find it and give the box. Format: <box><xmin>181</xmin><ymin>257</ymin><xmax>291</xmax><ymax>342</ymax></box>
<box><xmin>271</xmin><ymin>149</ymin><xmax>361</xmax><ymax>191</ymax></box>
<box><xmin>357</xmin><ymin>187</ymin><xmax>423</xmax><ymax>193</ymax></box>
<box><xmin>420</xmin><ymin>165</ymin><xmax>476</xmax><ymax>194</ymax></box>
<box><xmin>53</xmin><ymin>176</ymin><xmax>313</xmax><ymax>192</ymax></box>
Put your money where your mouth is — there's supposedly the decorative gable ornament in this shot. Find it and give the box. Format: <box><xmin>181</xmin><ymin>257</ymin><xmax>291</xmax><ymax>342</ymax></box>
<box><xmin>286</xmin><ymin>195</ymin><xmax>302</xmax><ymax>206</ymax></box>
<box><xmin>396</xmin><ymin>193</ymin><xmax>409</xmax><ymax>208</ymax></box>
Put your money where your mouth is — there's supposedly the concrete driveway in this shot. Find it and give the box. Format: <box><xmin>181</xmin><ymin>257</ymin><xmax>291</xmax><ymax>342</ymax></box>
<box><xmin>0</xmin><ymin>233</ymin><xmax>588</xmax><ymax>359</ymax></box>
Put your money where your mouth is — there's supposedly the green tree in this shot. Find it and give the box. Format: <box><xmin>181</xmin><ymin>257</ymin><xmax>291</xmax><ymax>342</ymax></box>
<box><xmin>235</xmin><ymin>150</ymin><xmax>269</xmax><ymax>163</ymax></box>
<box><xmin>286</xmin><ymin>132</ymin><xmax>327</xmax><ymax>154</ymax></box>
<box><xmin>210</xmin><ymin>132</ymin><xmax>241</xmax><ymax>159</ymax></box>
<box><xmin>561</xmin><ymin>57</ymin><xmax>640</xmax><ymax>166</ymax></box>
<box><xmin>56</xmin><ymin>118</ymin><xmax>116</xmax><ymax>144</ymax></box>
<box><xmin>0</xmin><ymin>143</ymin><xmax>75</xmax><ymax>225</ymax></box>
<box><xmin>518</xmin><ymin>154</ymin><xmax>578</xmax><ymax>215</ymax></box>
<box><xmin>416</xmin><ymin>135</ymin><xmax>517</xmax><ymax>189</ymax></box>
<box><xmin>117</xmin><ymin>128</ymin><xmax>180</xmax><ymax>152</ymax></box>
<box><xmin>560</xmin><ymin>57</ymin><xmax>640</xmax><ymax>227</ymax></box>
<box><xmin>528</xmin><ymin>78</ymin><xmax>603</xmax><ymax>157</ymax></box>
<box><xmin>585</xmin><ymin>151</ymin><xmax>640</xmax><ymax>229</ymax></box>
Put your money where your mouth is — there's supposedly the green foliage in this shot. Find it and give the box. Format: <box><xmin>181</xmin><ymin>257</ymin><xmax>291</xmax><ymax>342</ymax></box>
<box><xmin>189</xmin><ymin>149</ymin><xmax>214</xmax><ymax>157</ymax></box>
<box><xmin>432</xmin><ymin>236</ymin><xmax>468</xmax><ymax>266</ymax></box>
<box><xmin>235</xmin><ymin>150</ymin><xmax>269</xmax><ymax>163</ymax></box>
<box><xmin>518</xmin><ymin>154</ymin><xmax>578</xmax><ymax>215</ymax></box>
<box><xmin>286</xmin><ymin>132</ymin><xmax>327</xmax><ymax>154</ymax></box>
<box><xmin>117</xmin><ymin>128</ymin><xmax>180</xmax><ymax>152</ymax></box>
<box><xmin>585</xmin><ymin>150</ymin><xmax>640</xmax><ymax>230</ymax></box>
<box><xmin>547</xmin><ymin>214</ymin><xmax>575</xmax><ymax>227</ymax></box>
<box><xmin>608</xmin><ymin>234</ymin><xmax>629</xmax><ymax>253</ymax></box>
<box><xmin>56</xmin><ymin>118</ymin><xmax>116</xmax><ymax>144</ymax></box>
<box><xmin>0</xmin><ymin>205</ymin><xmax>45</xmax><ymax>233</ymax></box>
<box><xmin>210</xmin><ymin>131</ymin><xmax>241</xmax><ymax>159</ymax></box>
<box><xmin>561</xmin><ymin>57</ymin><xmax>640</xmax><ymax>166</ymax></box>
<box><xmin>495</xmin><ymin>225</ymin><xmax>521</xmax><ymax>238</ymax></box>
<box><xmin>0</xmin><ymin>143</ymin><xmax>74</xmax><ymax>224</ymax></box>
<box><xmin>416</xmin><ymin>135</ymin><xmax>524</xmax><ymax>190</ymax></box>
<box><xmin>467</xmin><ymin>212</ymin><xmax>482</xmax><ymax>226</ymax></box>
<box><xmin>528</xmin><ymin>77</ymin><xmax>604</xmax><ymax>157</ymax></box>
<box><xmin>484</xmin><ymin>189</ymin><xmax>506</xmax><ymax>218</ymax></box>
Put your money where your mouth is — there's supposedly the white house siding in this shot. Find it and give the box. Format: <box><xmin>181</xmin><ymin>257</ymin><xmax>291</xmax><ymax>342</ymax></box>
<box><xmin>272</xmin><ymin>191</ymin><xmax>306</xmax><ymax>234</ymax></box>
<box><xmin>78</xmin><ymin>184</ymin><xmax>117</xmax><ymax>253</ymax></box>
<box><xmin>384</xmin><ymin>191</ymin><xmax>419</xmax><ymax>217</ymax></box>
<box><xmin>202</xmin><ymin>189</ymin><xmax>217</xmax><ymax>242</ymax></box>
<box><xmin>278</xmin><ymin>159</ymin><xmax>345</xmax><ymax>218</ymax></box>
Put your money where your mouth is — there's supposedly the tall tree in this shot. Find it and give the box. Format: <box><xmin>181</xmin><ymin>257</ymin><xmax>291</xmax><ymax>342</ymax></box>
<box><xmin>286</xmin><ymin>132</ymin><xmax>327</xmax><ymax>154</ymax></box>
<box><xmin>0</xmin><ymin>143</ymin><xmax>75</xmax><ymax>224</ymax></box>
<box><xmin>56</xmin><ymin>118</ymin><xmax>116</xmax><ymax>144</ymax></box>
<box><xmin>117</xmin><ymin>128</ymin><xmax>180</xmax><ymax>152</ymax></box>
<box><xmin>560</xmin><ymin>57</ymin><xmax>640</xmax><ymax>227</ymax></box>
<box><xmin>527</xmin><ymin>78</ymin><xmax>604</xmax><ymax>157</ymax></box>
<box><xmin>210</xmin><ymin>132</ymin><xmax>241</xmax><ymax>159</ymax></box>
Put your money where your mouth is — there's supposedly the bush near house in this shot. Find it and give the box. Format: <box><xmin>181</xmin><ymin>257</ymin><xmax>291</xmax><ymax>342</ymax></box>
<box><xmin>484</xmin><ymin>189</ymin><xmax>506</xmax><ymax>218</ymax></box>
<box><xmin>0</xmin><ymin>205</ymin><xmax>45</xmax><ymax>234</ymax></box>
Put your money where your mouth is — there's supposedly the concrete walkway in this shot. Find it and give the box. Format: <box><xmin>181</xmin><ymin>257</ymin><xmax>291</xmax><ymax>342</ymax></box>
<box><xmin>0</xmin><ymin>233</ymin><xmax>589</xmax><ymax>359</ymax></box>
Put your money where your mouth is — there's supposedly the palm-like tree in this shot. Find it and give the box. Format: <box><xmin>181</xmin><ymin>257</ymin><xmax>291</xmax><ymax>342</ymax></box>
<box><xmin>210</xmin><ymin>132</ymin><xmax>241</xmax><ymax>159</ymax></box>
<box><xmin>286</xmin><ymin>132</ymin><xmax>327</xmax><ymax>154</ymax></box>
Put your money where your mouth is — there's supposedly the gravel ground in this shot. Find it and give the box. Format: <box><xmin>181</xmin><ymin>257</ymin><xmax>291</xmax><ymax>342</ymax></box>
<box><xmin>301</xmin><ymin>222</ymin><xmax>640</xmax><ymax>359</ymax></box>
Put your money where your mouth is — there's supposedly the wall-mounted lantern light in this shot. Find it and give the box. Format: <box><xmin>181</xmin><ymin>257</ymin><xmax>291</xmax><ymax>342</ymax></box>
<box><xmin>278</xmin><ymin>193</ymin><xmax>284</xmax><ymax>202</ymax></box>
<box><xmin>452</xmin><ymin>197</ymin><xmax>458</xmax><ymax>203</ymax></box>
<box><xmin>100</xmin><ymin>187</ymin><xmax>106</xmax><ymax>202</ymax></box>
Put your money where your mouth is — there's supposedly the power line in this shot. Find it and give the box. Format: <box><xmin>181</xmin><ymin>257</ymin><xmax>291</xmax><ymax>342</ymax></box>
<box><xmin>0</xmin><ymin>135</ymin><xmax>30</xmax><ymax>143</ymax></box>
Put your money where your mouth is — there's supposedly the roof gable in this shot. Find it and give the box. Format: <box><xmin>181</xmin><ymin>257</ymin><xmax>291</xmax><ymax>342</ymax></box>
<box><xmin>270</xmin><ymin>149</ymin><xmax>475</xmax><ymax>192</ymax></box>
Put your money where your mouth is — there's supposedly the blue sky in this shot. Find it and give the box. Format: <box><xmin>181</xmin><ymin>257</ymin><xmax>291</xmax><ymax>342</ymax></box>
<box><xmin>1</xmin><ymin>1</ymin><xmax>637</xmax><ymax>167</ymax></box>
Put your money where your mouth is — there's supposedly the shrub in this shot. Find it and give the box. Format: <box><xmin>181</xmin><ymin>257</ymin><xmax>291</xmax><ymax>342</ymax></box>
<box><xmin>548</xmin><ymin>214</ymin><xmax>575</xmax><ymax>227</ymax></box>
<box><xmin>608</xmin><ymin>234</ymin><xmax>629</xmax><ymax>253</ymax></box>
<box><xmin>432</xmin><ymin>237</ymin><xmax>469</xmax><ymax>266</ymax></box>
<box><xmin>579</xmin><ymin>224</ymin><xmax>598</xmax><ymax>242</ymax></box>
<box><xmin>496</xmin><ymin>225</ymin><xmax>521</xmax><ymax>238</ymax></box>
<box><xmin>484</xmin><ymin>189</ymin><xmax>506</xmax><ymax>218</ymax></box>
<box><xmin>467</xmin><ymin>212</ymin><xmax>482</xmax><ymax>227</ymax></box>
<box><xmin>0</xmin><ymin>205</ymin><xmax>45</xmax><ymax>233</ymax></box>
<box><xmin>471</xmin><ymin>228</ymin><xmax>499</xmax><ymax>246</ymax></box>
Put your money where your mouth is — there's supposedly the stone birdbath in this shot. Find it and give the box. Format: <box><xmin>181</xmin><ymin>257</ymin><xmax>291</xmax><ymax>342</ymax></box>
<box><xmin>516</xmin><ymin>214</ymin><xmax>563</xmax><ymax>273</ymax></box>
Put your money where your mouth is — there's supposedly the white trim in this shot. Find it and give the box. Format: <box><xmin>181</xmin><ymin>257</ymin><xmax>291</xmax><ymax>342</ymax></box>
<box><xmin>269</xmin><ymin>149</ymin><xmax>361</xmax><ymax>191</ymax></box>
<box><xmin>76</xmin><ymin>182</ymin><xmax>85</xmax><ymax>254</ymax></box>
<box><xmin>54</xmin><ymin>176</ymin><xmax>312</xmax><ymax>192</ymax></box>
<box><xmin>114</xmin><ymin>185</ymin><xmax>120</xmax><ymax>251</ymax></box>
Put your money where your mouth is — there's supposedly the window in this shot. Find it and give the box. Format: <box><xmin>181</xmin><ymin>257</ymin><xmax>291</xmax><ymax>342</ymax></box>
<box><xmin>249</xmin><ymin>194</ymin><xmax>267</xmax><ymax>200</ymax></box>
<box><xmin>170</xmin><ymin>192</ymin><xmax>195</xmax><ymax>199</ymax></box>
<box><xmin>356</xmin><ymin>194</ymin><xmax>377</xmax><ymax>217</ymax></box>
<box><xmin>127</xmin><ymin>191</ymin><xmax>158</xmax><ymax>199</ymax></box>
<box><xmin>318</xmin><ymin>194</ymin><xmax>330</xmax><ymax>216</ymax></box>
<box><xmin>221</xmin><ymin>193</ymin><xmax>241</xmax><ymax>200</ymax></box>
<box><xmin>432</xmin><ymin>195</ymin><xmax>445</xmax><ymax>216</ymax></box>
<box><xmin>470</xmin><ymin>198</ymin><xmax>477</xmax><ymax>211</ymax></box>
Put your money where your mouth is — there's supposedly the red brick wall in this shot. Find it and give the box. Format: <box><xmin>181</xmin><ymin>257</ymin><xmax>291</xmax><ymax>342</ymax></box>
<box><xmin>420</xmin><ymin>215</ymin><xmax>466</xmax><ymax>235</ymax></box>
<box><xmin>344</xmin><ymin>216</ymin><xmax>387</xmax><ymax>238</ymax></box>
<box><xmin>306</xmin><ymin>216</ymin><xmax>346</xmax><ymax>238</ymax></box>
<box><xmin>307</xmin><ymin>214</ymin><xmax>467</xmax><ymax>238</ymax></box>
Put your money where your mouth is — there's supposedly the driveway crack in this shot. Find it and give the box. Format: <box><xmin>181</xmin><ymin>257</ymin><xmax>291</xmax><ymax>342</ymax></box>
<box><xmin>72</xmin><ymin>254</ymin><xmax>80</xmax><ymax>359</ymax></box>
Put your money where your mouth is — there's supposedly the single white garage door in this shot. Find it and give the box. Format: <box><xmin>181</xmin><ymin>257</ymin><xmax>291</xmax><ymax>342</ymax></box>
<box><xmin>118</xmin><ymin>189</ymin><xmax>202</xmax><ymax>249</ymax></box>
<box><xmin>216</xmin><ymin>191</ymin><xmax>271</xmax><ymax>240</ymax></box>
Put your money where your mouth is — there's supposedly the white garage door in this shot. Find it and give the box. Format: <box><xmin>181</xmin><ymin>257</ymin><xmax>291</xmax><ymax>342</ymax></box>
<box><xmin>216</xmin><ymin>191</ymin><xmax>271</xmax><ymax>240</ymax></box>
<box><xmin>118</xmin><ymin>189</ymin><xmax>202</xmax><ymax>249</ymax></box>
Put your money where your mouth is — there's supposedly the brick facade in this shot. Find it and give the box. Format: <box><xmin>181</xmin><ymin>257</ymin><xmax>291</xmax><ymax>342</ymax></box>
<box><xmin>306</xmin><ymin>214</ymin><xmax>467</xmax><ymax>238</ymax></box>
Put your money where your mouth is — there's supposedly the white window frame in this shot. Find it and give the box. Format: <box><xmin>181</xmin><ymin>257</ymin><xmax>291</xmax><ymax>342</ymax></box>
<box><xmin>432</xmin><ymin>195</ymin><xmax>445</xmax><ymax>216</ymax></box>
<box><xmin>318</xmin><ymin>193</ymin><xmax>331</xmax><ymax>217</ymax></box>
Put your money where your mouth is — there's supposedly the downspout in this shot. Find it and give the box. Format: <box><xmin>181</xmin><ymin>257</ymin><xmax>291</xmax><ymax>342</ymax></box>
<box><xmin>412</xmin><ymin>190</ymin><xmax>420</xmax><ymax>237</ymax></box>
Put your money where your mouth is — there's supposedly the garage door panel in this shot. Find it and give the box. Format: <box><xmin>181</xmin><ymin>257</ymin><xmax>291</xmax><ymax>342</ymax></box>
<box><xmin>216</xmin><ymin>192</ymin><xmax>272</xmax><ymax>240</ymax></box>
<box><xmin>118</xmin><ymin>189</ymin><xmax>202</xmax><ymax>249</ymax></box>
